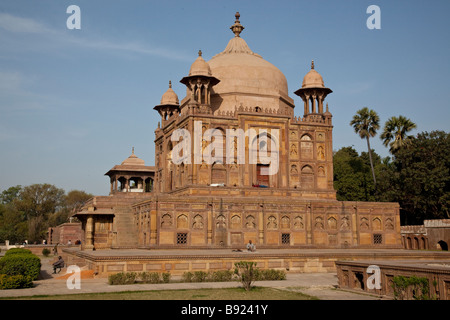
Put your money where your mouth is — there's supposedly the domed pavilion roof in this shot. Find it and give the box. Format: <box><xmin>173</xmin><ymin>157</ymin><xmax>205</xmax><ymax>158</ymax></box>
<box><xmin>189</xmin><ymin>50</ymin><xmax>212</xmax><ymax>77</ymax></box>
<box><xmin>301</xmin><ymin>60</ymin><xmax>325</xmax><ymax>88</ymax></box>
<box><xmin>160</xmin><ymin>81</ymin><xmax>179</xmax><ymax>106</ymax></box>
<box><xmin>121</xmin><ymin>148</ymin><xmax>145</xmax><ymax>166</ymax></box>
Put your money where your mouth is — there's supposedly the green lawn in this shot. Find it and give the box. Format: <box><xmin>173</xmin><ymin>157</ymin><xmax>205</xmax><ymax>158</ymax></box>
<box><xmin>5</xmin><ymin>286</ymin><xmax>318</xmax><ymax>300</ymax></box>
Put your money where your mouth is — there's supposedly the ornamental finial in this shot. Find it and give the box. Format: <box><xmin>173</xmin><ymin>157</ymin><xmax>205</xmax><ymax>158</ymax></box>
<box><xmin>230</xmin><ymin>12</ymin><xmax>244</xmax><ymax>37</ymax></box>
<box><xmin>311</xmin><ymin>60</ymin><xmax>315</xmax><ymax>70</ymax></box>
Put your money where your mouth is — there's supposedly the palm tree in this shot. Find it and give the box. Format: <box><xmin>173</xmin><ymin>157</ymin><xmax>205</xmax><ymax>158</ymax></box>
<box><xmin>380</xmin><ymin>115</ymin><xmax>417</xmax><ymax>154</ymax></box>
<box><xmin>350</xmin><ymin>107</ymin><xmax>380</xmax><ymax>187</ymax></box>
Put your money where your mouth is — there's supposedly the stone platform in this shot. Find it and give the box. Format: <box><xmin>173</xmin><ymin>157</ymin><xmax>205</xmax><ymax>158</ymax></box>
<box><xmin>61</xmin><ymin>247</ymin><xmax>450</xmax><ymax>278</ymax></box>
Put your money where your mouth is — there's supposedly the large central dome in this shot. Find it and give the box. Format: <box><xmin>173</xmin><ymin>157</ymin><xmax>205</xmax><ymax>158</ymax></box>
<box><xmin>207</xmin><ymin>13</ymin><xmax>294</xmax><ymax>113</ymax></box>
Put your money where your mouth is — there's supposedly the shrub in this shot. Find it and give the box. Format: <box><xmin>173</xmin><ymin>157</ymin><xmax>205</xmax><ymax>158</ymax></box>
<box><xmin>162</xmin><ymin>272</ymin><xmax>171</xmax><ymax>283</ymax></box>
<box><xmin>4</xmin><ymin>248</ymin><xmax>32</xmax><ymax>256</ymax></box>
<box><xmin>108</xmin><ymin>272</ymin><xmax>137</xmax><ymax>285</ymax></box>
<box><xmin>0</xmin><ymin>274</ymin><xmax>33</xmax><ymax>290</ymax></box>
<box><xmin>42</xmin><ymin>248</ymin><xmax>51</xmax><ymax>257</ymax></box>
<box><xmin>392</xmin><ymin>275</ymin><xmax>430</xmax><ymax>300</ymax></box>
<box><xmin>209</xmin><ymin>270</ymin><xmax>234</xmax><ymax>282</ymax></box>
<box><xmin>182</xmin><ymin>272</ymin><xmax>194</xmax><ymax>283</ymax></box>
<box><xmin>0</xmin><ymin>254</ymin><xmax>41</xmax><ymax>280</ymax></box>
<box><xmin>258</xmin><ymin>269</ymin><xmax>286</xmax><ymax>281</ymax></box>
<box><xmin>193</xmin><ymin>271</ymin><xmax>207</xmax><ymax>282</ymax></box>
<box><xmin>140</xmin><ymin>272</ymin><xmax>161</xmax><ymax>284</ymax></box>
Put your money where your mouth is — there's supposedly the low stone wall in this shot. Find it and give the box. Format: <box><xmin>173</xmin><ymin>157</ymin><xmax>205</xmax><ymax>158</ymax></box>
<box><xmin>335</xmin><ymin>260</ymin><xmax>450</xmax><ymax>300</ymax></box>
<box><xmin>62</xmin><ymin>248</ymin><xmax>450</xmax><ymax>278</ymax></box>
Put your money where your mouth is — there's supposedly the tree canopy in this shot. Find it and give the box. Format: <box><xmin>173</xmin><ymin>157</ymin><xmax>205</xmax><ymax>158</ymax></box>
<box><xmin>335</xmin><ymin>130</ymin><xmax>450</xmax><ymax>225</ymax></box>
<box><xmin>0</xmin><ymin>184</ymin><xmax>92</xmax><ymax>243</ymax></box>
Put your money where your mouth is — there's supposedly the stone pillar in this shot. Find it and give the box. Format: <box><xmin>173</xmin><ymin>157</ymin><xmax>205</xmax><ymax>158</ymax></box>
<box><xmin>207</xmin><ymin>202</ymin><xmax>213</xmax><ymax>245</ymax></box>
<box><xmin>258</xmin><ymin>205</ymin><xmax>264</xmax><ymax>245</ymax></box>
<box><xmin>318</xmin><ymin>95</ymin><xmax>324</xmax><ymax>114</ymax></box>
<box><xmin>204</xmin><ymin>83</ymin><xmax>209</xmax><ymax>105</ymax></box>
<box><xmin>150</xmin><ymin>209</ymin><xmax>157</xmax><ymax>245</ymax></box>
<box><xmin>306</xmin><ymin>203</ymin><xmax>312</xmax><ymax>244</ymax></box>
<box><xmin>85</xmin><ymin>215</ymin><xmax>94</xmax><ymax>250</ymax></box>
<box><xmin>352</xmin><ymin>205</ymin><xmax>358</xmax><ymax>245</ymax></box>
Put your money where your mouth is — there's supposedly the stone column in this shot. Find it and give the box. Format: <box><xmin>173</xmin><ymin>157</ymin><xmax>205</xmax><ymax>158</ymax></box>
<box><xmin>258</xmin><ymin>204</ymin><xmax>264</xmax><ymax>245</ymax></box>
<box><xmin>318</xmin><ymin>95</ymin><xmax>324</xmax><ymax>113</ymax></box>
<box><xmin>352</xmin><ymin>205</ymin><xmax>358</xmax><ymax>245</ymax></box>
<box><xmin>85</xmin><ymin>215</ymin><xmax>94</xmax><ymax>250</ymax></box>
<box><xmin>207</xmin><ymin>202</ymin><xmax>213</xmax><ymax>245</ymax></box>
<box><xmin>311</xmin><ymin>94</ymin><xmax>317</xmax><ymax>113</ymax></box>
<box><xmin>150</xmin><ymin>209</ymin><xmax>157</xmax><ymax>245</ymax></box>
<box><xmin>303</xmin><ymin>94</ymin><xmax>310</xmax><ymax>115</ymax></box>
<box><xmin>204</xmin><ymin>83</ymin><xmax>209</xmax><ymax>105</ymax></box>
<box><xmin>306</xmin><ymin>203</ymin><xmax>312</xmax><ymax>244</ymax></box>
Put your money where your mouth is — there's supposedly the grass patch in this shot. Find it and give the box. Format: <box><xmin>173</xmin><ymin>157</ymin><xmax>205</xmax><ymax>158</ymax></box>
<box><xmin>3</xmin><ymin>287</ymin><xmax>318</xmax><ymax>300</ymax></box>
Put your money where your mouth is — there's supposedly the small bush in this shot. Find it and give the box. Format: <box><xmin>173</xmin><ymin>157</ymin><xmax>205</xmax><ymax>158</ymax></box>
<box><xmin>162</xmin><ymin>272</ymin><xmax>171</xmax><ymax>283</ymax></box>
<box><xmin>193</xmin><ymin>271</ymin><xmax>208</xmax><ymax>282</ymax></box>
<box><xmin>0</xmin><ymin>274</ymin><xmax>33</xmax><ymax>290</ymax></box>
<box><xmin>42</xmin><ymin>248</ymin><xmax>51</xmax><ymax>257</ymax></box>
<box><xmin>108</xmin><ymin>272</ymin><xmax>137</xmax><ymax>285</ymax></box>
<box><xmin>182</xmin><ymin>272</ymin><xmax>194</xmax><ymax>283</ymax></box>
<box><xmin>4</xmin><ymin>248</ymin><xmax>32</xmax><ymax>256</ymax></box>
<box><xmin>392</xmin><ymin>275</ymin><xmax>430</xmax><ymax>300</ymax></box>
<box><xmin>258</xmin><ymin>269</ymin><xmax>286</xmax><ymax>281</ymax></box>
<box><xmin>209</xmin><ymin>270</ymin><xmax>234</xmax><ymax>282</ymax></box>
<box><xmin>0</xmin><ymin>254</ymin><xmax>41</xmax><ymax>280</ymax></box>
<box><xmin>140</xmin><ymin>272</ymin><xmax>161</xmax><ymax>284</ymax></box>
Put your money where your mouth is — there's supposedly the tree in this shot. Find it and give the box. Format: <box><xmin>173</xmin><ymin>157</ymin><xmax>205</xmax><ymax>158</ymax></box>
<box><xmin>0</xmin><ymin>203</ymin><xmax>28</xmax><ymax>243</ymax></box>
<box><xmin>48</xmin><ymin>190</ymin><xmax>93</xmax><ymax>226</ymax></box>
<box><xmin>350</xmin><ymin>107</ymin><xmax>380</xmax><ymax>187</ymax></box>
<box><xmin>390</xmin><ymin>131</ymin><xmax>450</xmax><ymax>224</ymax></box>
<box><xmin>0</xmin><ymin>185</ymin><xmax>22</xmax><ymax>205</ymax></box>
<box><xmin>234</xmin><ymin>261</ymin><xmax>258</xmax><ymax>291</ymax></box>
<box><xmin>380</xmin><ymin>115</ymin><xmax>417</xmax><ymax>154</ymax></box>
<box><xmin>14</xmin><ymin>184</ymin><xmax>65</xmax><ymax>242</ymax></box>
<box><xmin>333</xmin><ymin>147</ymin><xmax>384</xmax><ymax>201</ymax></box>
<box><xmin>65</xmin><ymin>190</ymin><xmax>93</xmax><ymax>214</ymax></box>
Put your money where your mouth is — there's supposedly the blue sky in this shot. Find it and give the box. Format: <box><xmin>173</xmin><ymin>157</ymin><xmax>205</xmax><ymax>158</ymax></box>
<box><xmin>0</xmin><ymin>0</ymin><xmax>449</xmax><ymax>196</ymax></box>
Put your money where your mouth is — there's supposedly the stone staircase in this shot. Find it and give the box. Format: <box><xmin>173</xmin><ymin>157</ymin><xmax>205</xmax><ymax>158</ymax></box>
<box><xmin>113</xmin><ymin>206</ymin><xmax>138</xmax><ymax>248</ymax></box>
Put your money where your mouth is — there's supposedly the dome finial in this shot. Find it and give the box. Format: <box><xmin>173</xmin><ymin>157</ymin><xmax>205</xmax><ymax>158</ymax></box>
<box><xmin>230</xmin><ymin>11</ymin><xmax>244</xmax><ymax>37</ymax></box>
<box><xmin>311</xmin><ymin>60</ymin><xmax>315</xmax><ymax>70</ymax></box>
<box><xmin>169</xmin><ymin>80</ymin><xmax>172</xmax><ymax>88</ymax></box>
<box><xmin>132</xmin><ymin>147</ymin><xmax>135</xmax><ymax>154</ymax></box>
<box><xmin>198</xmin><ymin>50</ymin><xmax>202</xmax><ymax>57</ymax></box>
